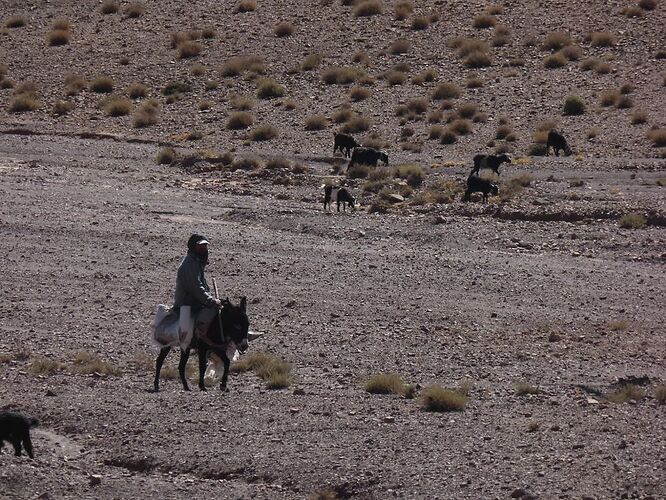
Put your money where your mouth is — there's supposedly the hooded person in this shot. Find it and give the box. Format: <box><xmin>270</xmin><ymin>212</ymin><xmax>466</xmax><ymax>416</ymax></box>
<box><xmin>173</xmin><ymin>233</ymin><xmax>223</xmax><ymax>340</ymax></box>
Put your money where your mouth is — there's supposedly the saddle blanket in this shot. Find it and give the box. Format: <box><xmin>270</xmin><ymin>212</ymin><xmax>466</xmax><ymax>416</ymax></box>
<box><xmin>150</xmin><ymin>304</ymin><xmax>194</xmax><ymax>350</ymax></box>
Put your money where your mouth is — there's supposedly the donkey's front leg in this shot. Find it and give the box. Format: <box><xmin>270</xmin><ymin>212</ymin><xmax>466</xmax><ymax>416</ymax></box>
<box><xmin>198</xmin><ymin>348</ymin><xmax>208</xmax><ymax>391</ymax></box>
<box><xmin>178</xmin><ymin>348</ymin><xmax>191</xmax><ymax>391</ymax></box>
<box><xmin>154</xmin><ymin>346</ymin><xmax>171</xmax><ymax>392</ymax></box>
<box><xmin>220</xmin><ymin>353</ymin><xmax>231</xmax><ymax>391</ymax></box>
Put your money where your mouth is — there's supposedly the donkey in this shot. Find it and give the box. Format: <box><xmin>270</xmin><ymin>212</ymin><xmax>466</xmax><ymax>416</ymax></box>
<box><xmin>154</xmin><ymin>297</ymin><xmax>250</xmax><ymax>392</ymax></box>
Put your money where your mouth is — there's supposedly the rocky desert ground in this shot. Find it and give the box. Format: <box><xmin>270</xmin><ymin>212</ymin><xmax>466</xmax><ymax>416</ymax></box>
<box><xmin>0</xmin><ymin>1</ymin><xmax>665</xmax><ymax>499</ymax></box>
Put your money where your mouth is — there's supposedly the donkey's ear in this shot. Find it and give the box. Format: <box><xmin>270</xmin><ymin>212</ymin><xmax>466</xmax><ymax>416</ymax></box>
<box><xmin>240</xmin><ymin>296</ymin><xmax>247</xmax><ymax>312</ymax></box>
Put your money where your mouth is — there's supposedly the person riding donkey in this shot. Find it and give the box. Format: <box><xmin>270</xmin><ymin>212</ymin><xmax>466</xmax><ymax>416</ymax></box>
<box><xmin>174</xmin><ymin>233</ymin><xmax>224</xmax><ymax>344</ymax></box>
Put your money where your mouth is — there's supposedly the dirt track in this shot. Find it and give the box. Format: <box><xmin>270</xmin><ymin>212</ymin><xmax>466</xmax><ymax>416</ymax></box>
<box><xmin>0</xmin><ymin>131</ymin><xmax>665</xmax><ymax>499</ymax></box>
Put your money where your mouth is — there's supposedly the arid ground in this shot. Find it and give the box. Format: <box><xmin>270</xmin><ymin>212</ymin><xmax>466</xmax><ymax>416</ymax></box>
<box><xmin>1</xmin><ymin>1</ymin><xmax>665</xmax><ymax>499</ymax></box>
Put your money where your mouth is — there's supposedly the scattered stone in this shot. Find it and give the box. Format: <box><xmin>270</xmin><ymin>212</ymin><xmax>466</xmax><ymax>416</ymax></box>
<box><xmin>89</xmin><ymin>475</ymin><xmax>102</xmax><ymax>486</ymax></box>
<box><xmin>46</xmin><ymin>389</ymin><xmax>56</xmax><ymax>397</ymax></box>
<box><xmin>587</xmin><ymin>397</ymin><xmax>599</xmax><ymax>404</ymax></box>
<box><xmin>511</xmin><ymin>487</ymin><xmax>528</xmax><ymax>498</ymax></box>
<box><xmin>386</xmin><ymin>193</ymin><xmax>404</xmax><ymax>204</ymax></box>
<box><xmin>382</xmin><ymin>416</ymin><xmax>395</xmax><ymax>423</ymax></box>
<box><xmin>293</xmin><ymin>388</ymin><xmax>306</xmax><ymax>396</ymax></box>
<box><xmin>289</xmin><ymin>407</ymin><xmax>299</xmax><ymax>414</ymax></box>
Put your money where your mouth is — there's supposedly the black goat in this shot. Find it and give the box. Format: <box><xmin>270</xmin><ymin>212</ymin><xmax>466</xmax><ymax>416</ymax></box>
<box><xmin>464</xmin><ymin>175</ymin><xmax>499</xmax><ymax>203</ymax></box>
<box><xmin>348</xmin><ymin>147</ymin><xmax>389</xmax><ymax>169</ymax></box>
<box><xmin>0</xmin><ymin>411</ymin><xmax>38</xmax><ymax>459</ymax></box>
<box><xmin>333</xmin><ymin>133</ymin><xmax>359</xmax><ymax>158</ymax></box>
<box><xmin>323</xmin><ymin>185</ymin><xmax>356</xmax><ymax>212</ymax></box>
<box><xmin>470</xmin><ymin>153</ymin><xmax>511</xmax><ymax>176</ymax></box>
<box><xmin>546</xmin><ymin>130</ymin><xmax>572</xmax><ymax>156</ymax></box>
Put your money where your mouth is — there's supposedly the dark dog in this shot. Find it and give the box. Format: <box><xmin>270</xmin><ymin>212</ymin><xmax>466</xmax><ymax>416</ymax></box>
<box><xmin>546</xmin><ymin>130</ymin><xmax>572</xmax><ymax>156</ymax></box>
<box><xmin>0</xmin><ymin>411</ymin><xmax>38</xmax><ymax>459</ymax></box>
<box><xmin>333</xmin><ymin>133</ymin><xmax>359</xmax><ymax>158</ymax></box>
<box><xmin>470</xmin><ymin>153</ymin><xmax>511</xmax><ymax>176</ymax></box>
<box><xmin>464</xmin><ymin>175</ymin><xmax>499</xmax><ymax>203</ymax></box>
<box><xmin>323</xmin><ymin>185</ymin><xmax>356</xmax><ymax>212</ymax></box>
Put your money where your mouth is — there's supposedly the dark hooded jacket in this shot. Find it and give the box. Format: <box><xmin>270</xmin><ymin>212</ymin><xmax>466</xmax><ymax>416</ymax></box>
<box><xmin>173</xmin><ymin>250</ymin><xmax>217</xmax><ymax>309</ymax></box>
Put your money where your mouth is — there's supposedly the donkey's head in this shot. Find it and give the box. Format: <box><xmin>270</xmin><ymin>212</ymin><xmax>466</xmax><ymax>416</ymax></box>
<box><xmin>220</xmin><ymin>297</ymin><xmax>250</xmax><ymax>353</ymax></box>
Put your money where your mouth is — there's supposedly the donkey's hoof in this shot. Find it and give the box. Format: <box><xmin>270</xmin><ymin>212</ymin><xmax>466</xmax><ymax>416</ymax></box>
<box><xmin>199</xmin><ymin>386</ymin><xmax>207</xmax><ymax>392</ymax></box>
<box><xmin>220</xmin><ymin>385</ymin><xmax>228</xmax><ymax>392</ymax></box>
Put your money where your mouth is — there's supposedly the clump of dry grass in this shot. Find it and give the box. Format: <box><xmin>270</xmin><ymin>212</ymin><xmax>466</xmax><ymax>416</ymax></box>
<box><xmin>600</xmin><ymin>89</ymin><xmax>619</xmax><ymax>107</ymax></box>
<box><xmin>389</xmin><ymin>38</ymin><xmax>411</xmax><ymax>54</ymax></box>
<box><xmin>250</xmin><ymin>124</ymin><xmax>278</xmax><ymax>141</ymax></box>
<box><xmin>235</xmin><ymin>0</ymin><xmax>256</xmax><ymax>12</ymax></box>
<box><xmin>561</xmin><ymin>44</ymin><xmax>582</xmax><ymax>61</ymax></box>
<box><xmin>321</xmin><ymin>66</ymin><xmax>362</xmax><ymax>85</ymax></box>
<box><xmin>352</xmin><ymin>50</ymin><xmax>370</xmax><ymax>65</ymax></box>
<box><xmin>178</xmin><ymin>41</ymin><xmax>202</xmax><ymax>59</ymax></box>
<box><xmin>227</xmin><ymin>111</ymin><xmax>254</xmax><ymax>130</ymax></box>
<box><xmin>590</xmin><ymin>31</ymin><xmax>616</xmax><ymax>48</ymax></box>
<box><xmin>595</xmin><ymin>61</ymin><xmax>612</xmax><ymax>74</ymax></box>
<box><xmin>542</xmin><ymin>31</ymin><xmax>572</xmax><ymax>51</ymax></box>
<box><xmin>473</xmin><ymin>14</ymin><xmax>496</xmax><ymax>29</ymax></box>
<box><xmin>350</xmin><ymin>86</ymin><xmax>371</xmax><ymax>101</ymax></box>
<box><xmin>486</xmin><ymin>4</ymin><xmax>504</xmax><ymax>14</ymax></box>
<box><xmin>411</xmin><ymin>16</ymin><xmax>430</xmax><ymax>31</ymax></box>
<box><xmin>656</xmin><ymin>384</ymin><xmax>666</xmax><ymax>404</ymax></box>
<box><xmin>616</xmin><ymin>95</ymin><xmax>633</xmax><ymax>109</ymax></box>
<box><xmin>343</xmin><ymin>115</ymin><xmax>371</xmax><ymax>134</ymax></box>
<box><xmin>385</xmin><ymin>70</ymin><xmax>407</xmax><ymax>85</ymax></box>
<box><xmin>101</xmin><ymin>1</ymin><xmax>119</xmax><ymax>14</ymax></box>
<box><xmin>433</xmin><ymin>82</ymin><xmax>461</xmax><ymax>100</ymax></box>
<box><xmin>449</xmin><ymin>118</ymin><xmax>473</xmax><ymax>135</ymax></box>
<box><xmin>8</xmin><ymin>90</ymin><xmax>40</xmax><ymax>113</ymax></box>
<box><xmin>411</xmin><ymin>68</ymin><xmax>437</xmax><ymax>85</ymax></box>
<box><xmin>647</xmin><ymin>128</ymin><xmax>666</xmax><ymax>147</ymax></box>
<box><xmin>353</xmin><ymin>0</ymin><xmax>383</xmax><ymax>17</ymax></box>
<box><xmin>230</xmin><ymin>94</ymin><xmax>254</xmax><ymax>110</ymax></box>
<box><xmin>47</xmin><ymin>28</ymin><xmax>71</xmax><ymax>46</ymax></box>
<box><xmin>492</xmin><ymin>25</ymin><xmax>511</xmax><ymax>46</ymax></box>
<box><xmin>393</xmin><ymin>163</ymin><xmax>425</xmax><ymax>187</ymax></box>
<box><xmin>563</xmin><ymin>95</ymin><xmax>585</xmax><ymax>115</ymax></box>
<box><xmin>544</xmin><ymin>52</ymin><xmax>568</xmax><ymax>68</ymax></box>
<box><xmin>133</xmin><ymin>99</ymin><xmax>159</xmax><ymax>128</ymax></box>
<box><xmin>127</xmin><ymin>82</ymin><xmax>148</xmax><ymax>99</ymax></box>
<box><xmin>162</xmin><ymin>81</ymin><xmax>192</xmax><ymax>96</ymax></box>
<box><xmin>639</xmin><ymin>0</ymin><xmax>658</xmax><ymax>9</ymax></box>
<box><xmin>605</xmin><ymin>384</ymin><xmax>645</xmax><ymax>403</ymax></box>
<box><xmin>305</xmin><ymin>114</ymin><xmax>328</xmax><ymax>130</ymax></box>
<box><xmin>302</xmin><ymin>53</ymin><xmax>322</xmax><ymax>71</ymax></box>
<box><xmin>580</xmin><ymin>57</ymin><xmax>600</xmax><ymax>71</ymax></box>
<box><xmin>6</xmin><ymin>15</ymin><xmax>27</xmax><ymax>28</ymax></box>
<box><xmin>618</xmin><ymin>213</ymin><xmax>647</xmax><ymax>229</ymax></box>
<box><xmin>156</xmin><ymin>147</ymin><xmax>177</xmax><ymax>164</ymax></box>
<box><xmin>333</xmin><ymin>107</ymin><xmax>354</xmax><ymax>123</ymax></box>
<box><xmin>364</xmin><ymin>373</ymin><xmax>405</xmax><ymax>394</ymax></box>
<box><xmin>232</xmin><ymin>351</ymin><xmax>292</xmax><ymax>389</ymax></box>
<box><xmin>220</xmin><ymin>55</ymin><xmax>265</xmax><ymax>77</ymax></box>
<box><xmin>53</xmin><ymin>99</ymin><xmax>74</xmax><ymax>116</ymax></box>
<box><xmin>124</xmin><ymin>2</ymin><xmax>145</xmax><ymax>18</ymax></box>
<box><xmin>515</xmin><ymin>382</ymin><xmax>542</xmax><ymax>395</ymax></box>
<box><xmin>274</xmin><ymin>21</ymin><xmax>294</xmax><ymax>37</ymax></box>
<box><xmin>71</xmin><ymin>352</ymin><xmax>121</xmax><ymax>376</ymax></box>
<box><xmin>257</xmin><ymin>78</ymin><xmax>285</xmax><ymax>99</ymax></box>
<box><xmin>104</xmin><ymin>96</ymin><xmax>132</xmax><ymax>117</ymax></box>
<box><xmin>198</xmin><ymin>100</ymin><xmax>213</xmax><ymax>111</ymax></box>
<box><xmin>440</xmin><ymin>129</ymin><xmax>457</xmax><ymax>144</ymax></box>
<box><xmin>90</xmin><ymin>76</ymin><xmax>114</xmax><ymax>93</ymax></box>
<box><xmin>419</xmin><ymin>384</ymin><xmax>468</xmax><ymax>412</ymax></box>
<box><xmin>27</xmin><ymin>356</ymin><xmax>63</xmax><ymax>376</ymax></box>
<box><xmin>407</xmin><ymin>97</ymin><xmax>429</xmax><ymax>114</ymax></box>
<box><xmin>394</xmin><ymin>0</ymin><xmax>413</xmax><ymax>19</ymax></box>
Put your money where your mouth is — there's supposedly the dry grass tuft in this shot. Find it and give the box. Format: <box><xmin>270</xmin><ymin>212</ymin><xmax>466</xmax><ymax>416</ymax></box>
<box><xmin>52</xmin><ymin>19</ymin><xmax>71</xmax><ymax>31</ymax></box>
<box><xmin>27</xmin><ymin>356</ymin><xmax>63</xmax><ymax>375</ymax></box>
<box><xmin>590</xmin><ymin>31</ymin><xmax>616</xmax><ymax>47</ymax></box>
<box><xmin>133</xmin><ymin>100</ymin><xmax>159</xmax><ymax>128</ymax></box>
<box><xmin>394</xmin><ymin>0</ymin><xmax>413</xmax><ymax>20</ymax></box>
<box><xmin>473</xmin><ymin>14</ymin><xmax>496</xmax><ymax>29</ymax></box>
<box><xmin>47</xmin><ymin>30</ymin><xmax>71</xmax><ymax>46</ymax></box>
<box><xmin>353</xmin><ymin>0</ymin><xmax>383</xmax><ymax>17</ymax></box>
<box><xmin>220</xmin><ymin>55</ymin><xmax>265</xmax><ymax>77</ymax></box>
<box><xmin>322</xmin><ymin>66</ymin><xmax>363</xmax><ymax>85</ymax></box>
<box><xmin>595</xmin><ymin>62</ymin><xmax>612</xmax><ymax>74</ymax></box>
<box><xmin>124</xmin><ymin>2</ymin><xmax>145</xmax><ymax>18</ymax></box>
<box><xmin>6</xmin><ymin>15</ymin><xmax>27</xmax><ymax>28</ymax></box>
<box><xmin>515</xmin><ymin>382</ymin><xmax>542</xmax><ymax>395</ymax></box>
<box><xmin>302</xmin><ymin>53</ymin><xmax>322</xmax><ymax>71</ymax></box>
<box><xmin>178</xmin><ymin>41</ymin><xmax>202</xmax><ymax>59</ymax></box>
<box><xmin>235</xmin><ymin>0</ymin><xmax>256</xmax><ymax>12</ymax></box>
<box><xmin>227</xmin><ymin>111</ymin><xmax>254</xmax><ymax>130</ymax></box>
<box><xmin>411</xmin><ymin>16</ymin><xmax>430</xmax><ymax>30</ymax></box>
<box><xmin>305</xmin><ymin>114</ymin><xmax>328</xmax><ymax>130</ymax></box>
<box><xmin>464</xmin><ymin>51</ymin><xmax>492</xmax><ymax>68</ymax></box>
<box><xmin>350</xmin><ymin>86</ymin><xmax>371</xmax><ymax>101</ymax></box>
<box><xmin>342</xmin><ymin>115</ymin><xmax>371</xmax><ymax>134</ymax></box>
<box><xmin>420</xmin><ymin>384</ymin><xmax>468</xmax><ymax>412</ymax></box>
<box><xmin>8</xmin><ymin>92</ymin><xmax>40</xmax><ymax>113</ymax></box>
<box><xmin>544</xmin><ymin>53</ymin><xmax>568</xmax><ymax>68</ymax></box>
<box><xmin>647</xmin><ymin>128</ymin><xmax>666</xmax><ymax>147</ymax></box>
<box><xmin>364</xmin><ymin>373</ymin><xmax>405</xmax><ymax>394</ymax></box>
<box><xmin>389</xmin><ymin>38</ymin><xmax>411</xmax><ymax>54</ymax></box>
<box><xmin>71</xmin><ymin>352</ymin><xmax>122</xmax><ymax>376</ymax></box>
<box><xmin>101</xmin><ymin>1</ymin><xmax>119</xmax><ymax>14</ymax></box>
<box><xmin>90</xmin><ymin>76</ymin><xmax>114</xmax><ymax>93</ymax></box>
<box><xmin>433</xmin><ymin>82</ymin><xmax>461</xmax><ymax>100</ymax></box>
<box><xmin>104</xmin><ymin>96</ymin><xmax>132</xmax><ymax>117</ymax></box>
<box><xmin>563</xmin><ymin>95</ymin><xmax>585</xmax><ymax>115</ymax></box>
<box><xmin>561</xmin><ymin>44</ymin><xmax>582</xmax><ymax>61</ymax></box>
<box><xmin>606</xmin><ymin>384</ymin><xmax>645</xmax><ymax>403</ymax></box>
<box><xmin>353</xmin><ymin>50</ymin><xmax>370</xmax><ymax>65</ymax></box>
<box><xmin>250</xmin><ymin>124</ymin><xmax>279</xmax><ymax>141</ymax></box>
<box><xmin>600</xmin><ymin>89</ymin><xmax>620</xmax><ymax>107</ymax></box>
<box><xmin>656</xmin><ymin>384</ymin><xmax>666</xmax><ymax>404</ymax></box>
<box><xmin>156</xmin><ymin>147</ymin><xmax>177</xmax><ymax>164</ymax></box>
<box><xmin>274</xmin><ymin>21</ymin><xmax>295</xmax><ymax>37</ymax></box>
<box><xmin>127</xmin><ymin>82</ymin><xmax>148</xmax><ymax>99</ymax></box>
<box><xmin>618</xmin><ymin>213</ymin><xmax>647</xmax><ymax>229</ymax></box>
<box><xmin>162</xmin><ymin>81</ymin><xmax>192</xmax><ymax>96</ymax></box>
<box><xmin>230</xmin><ymin>94</ymin><xmax>255</xmax><ymax>110</ymax></box>
<box><xmin>616</xmin><ymin>95</ymin><xmax>633</xmax><ymax>109</ymax></box>
<box><xmin>542</xmin><ymin>31</ymin><xmax>572</xmax><ymax>51</ymax></box>
<box><xmin>232</xmin><ymin>351</ymin><xmax>292</xmax><ymax>389</ymax></box>
<box><xmin>53</xmin><ymin>100</ymin><xmax>74</xmax><ymax>116</ymax></box>
<box><xmin>257</xmin><ymin>78</ymin><xmax>285</xmax><ymax>99</ymax></box>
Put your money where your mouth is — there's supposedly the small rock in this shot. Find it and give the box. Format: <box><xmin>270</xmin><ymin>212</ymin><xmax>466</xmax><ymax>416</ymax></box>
<box><xmin>289</xmin><ymin>407</ymin><xmax>299</xmax><ymax>414</ymax></box>
<box><xmin>551</xmin><ymin>425</ymin><xmax>561</xmax><ymax>431</ymax></box>
<box><xmin>89</xmin><ymin>475</ymin><xmax>102</xmax><ymax>486</ymax></box>
<box><xmin>587</xmin><ymin>397</ymin><xmax>599</xmax><ymax>404</ymax></box>
<box><xmin>511</xmin><ymin>488</ymin><xmax>527</xmax><ymax>498</ymax></box>
<box><xmin>46</xmin><ymin>390</ymin><xmax>56</xmax><ymax>397</ymax></box>
<box><xmin>386</xmin><ymin>193</ymin><xmax>404</xmax><ymax>204</ymax></box>
<box><xmin>293</xmin><ymin>388</ymin><xmax>306</xmax><ymax>396</ymax></box>
<box><xmin>490</xmin><ymin>312</ymin><xmax>497</xmax><ymax>318</ymax></box>
<box><xmin>382</xmin><ymin>416</ymin><xmax>395</xmax><ymax>424</ymax></box>
<box><xmin>572</xmin><ymin>443</ymin><xmax>585</xmax><ymax>450</ymax></box>
<box><xmin>618</xmin><ymin>439</ymin><xmax>627</xmax><ymax>449</ymax></box>
<box><xmin>284</xmin><ymin>300</ymin><xmax>297</xmax><ymax>308</ymax></box>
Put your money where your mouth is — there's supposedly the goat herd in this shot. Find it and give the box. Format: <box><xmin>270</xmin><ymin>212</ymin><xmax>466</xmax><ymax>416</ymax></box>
<box><xmin>324</xmin><ymin>130</ymin><xmax>573</xmax><ymax>211</ymax></box>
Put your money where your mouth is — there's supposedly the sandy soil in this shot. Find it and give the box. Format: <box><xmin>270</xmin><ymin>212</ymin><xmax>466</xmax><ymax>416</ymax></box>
<box><xmin>0</xmin><ymin>1</ymin><xmax>665</xmax><ymax>499</ymax></box>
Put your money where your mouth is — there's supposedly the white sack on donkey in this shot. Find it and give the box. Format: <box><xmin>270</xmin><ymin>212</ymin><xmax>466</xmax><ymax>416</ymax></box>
<box><xmin>150</xmin><ymin>304</ymin><xmax>194</xmax><ymax>350</ymax></box>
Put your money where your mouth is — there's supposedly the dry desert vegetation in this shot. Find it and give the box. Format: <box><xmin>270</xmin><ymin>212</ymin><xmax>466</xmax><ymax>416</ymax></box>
<box><xmin>0</xmin><ymin>1</ymin><xmax>665</xmax><ymax>499</ymax></box>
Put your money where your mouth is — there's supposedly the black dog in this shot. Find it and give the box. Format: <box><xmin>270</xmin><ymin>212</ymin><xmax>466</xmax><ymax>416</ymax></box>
<box><xmin>0</xmin><ymin>411</ymin><xmax>38</xmax><ymax>459</ymax></box>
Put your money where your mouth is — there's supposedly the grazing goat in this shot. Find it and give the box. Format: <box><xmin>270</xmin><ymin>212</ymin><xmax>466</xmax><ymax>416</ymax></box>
<box><xmin>464</xmin><ymin>175</ymin><xmax>499</xmax><ymax>203</ymax></box>
<box><xmin>347</xmin><ymin>147</ymin><xmax>389</xmax><ymax>170</ymax></box>
<box><xmin>323</xmin><ymin>185</ymin><xmax>356</xmax><ymax>212</ymax></box>
<box><xmin>0</xmin><ymin>412</ymin><xmax>38</xmax><ymax>459</ymax></box>
<box><xmin>470</xmin><ymin>153</ymin><xmax>511</xmax><ymax>176</ymax></box>
<box><xmin>333</xmin><ymin>133</ymin><xmax>359</xmax><ymax>158</ymax></box>
<box><xmin>546</xmin><ymin>130</ymin><xmax>572</xmax><ymax>156</ymax></box>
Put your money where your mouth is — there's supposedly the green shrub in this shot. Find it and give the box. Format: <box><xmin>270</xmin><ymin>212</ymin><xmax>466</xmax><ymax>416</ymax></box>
<box><xmin>563</xmin><ymin>95</ymin><xmax>585</xmax><ymax>115</ymax></box>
